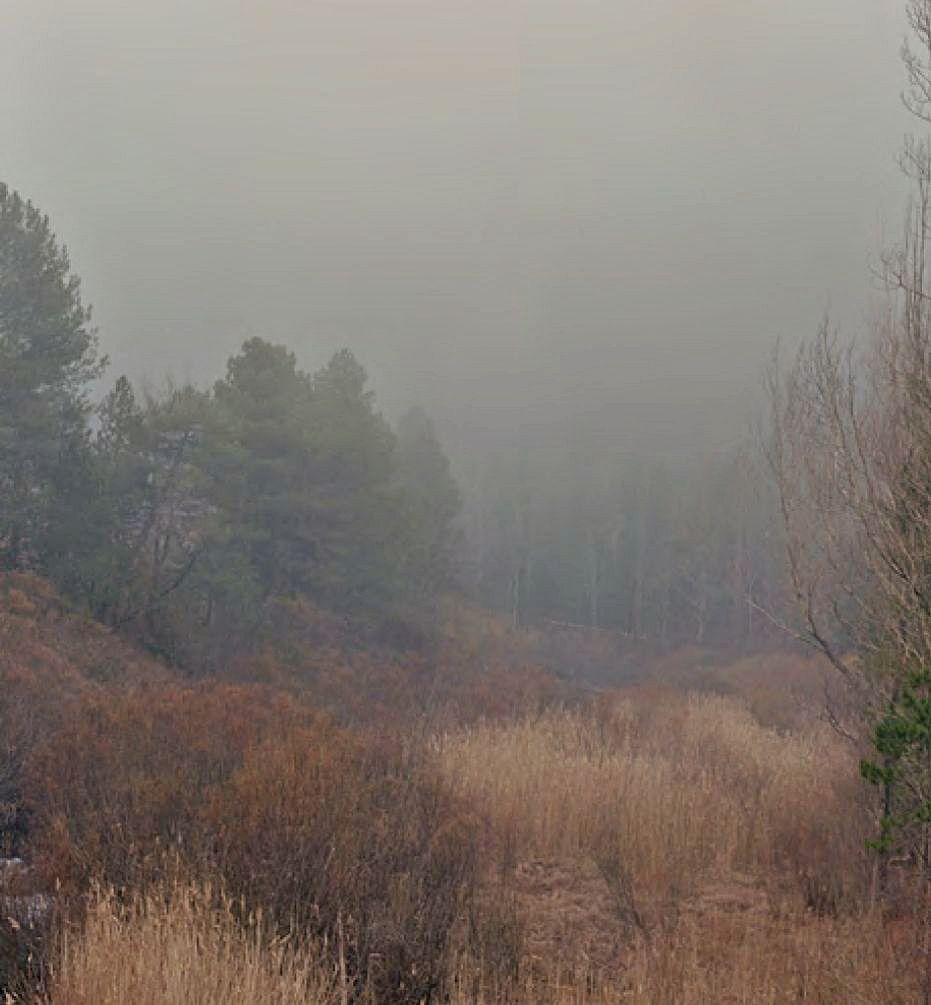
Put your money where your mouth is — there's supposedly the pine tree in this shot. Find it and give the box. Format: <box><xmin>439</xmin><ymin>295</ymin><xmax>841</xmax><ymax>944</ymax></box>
<box><xmin>395</xmin><ymin>406</ymin><xmax>461</xmax><ymax>597</ymax></box>
<box><xmin>0</xmin><ymin>182</ymin><xmax>106</xmax><ymax>569</ymax></box>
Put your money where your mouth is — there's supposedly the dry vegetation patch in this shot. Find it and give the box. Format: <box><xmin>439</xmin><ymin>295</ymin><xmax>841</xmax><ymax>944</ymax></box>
<box><xmin>430</xmin><ymin>687</ymin><xmax>926</xmax><ymax>1000</ymax></box>
<box><xmin>511</xmin><ymin>858</ymin><xmax>629</xmax><ymax>974</ymax></box>
<box><xmin>434</xmin><ymin>692</ymin><xmax>867</xmax><ymax>916</ymax></box>
<box><xmin>18</xmin><ymin>682</ymin><xmax>925</xmax><ymax>1003</ymax></box>
<box><xmin>42</xmin><ymin>882</ymin><xmax>339</xmax><ymax>1005</ymax></box>
<box><xmin>0</xmin><ymin>584</ymin><xmax>916</xmax><ymax>1002</ymax></box>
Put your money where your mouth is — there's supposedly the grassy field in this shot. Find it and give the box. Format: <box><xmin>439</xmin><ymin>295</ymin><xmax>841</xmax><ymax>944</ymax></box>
<box><xmin>39</xmin><ymin>692</ymin><xmax>925</xmax><ymax>1004</ymax></box>
<box><xmin>1</xmin><ymin>576</ymin><xmax>926</xmax><ymax>1003</ymax></box>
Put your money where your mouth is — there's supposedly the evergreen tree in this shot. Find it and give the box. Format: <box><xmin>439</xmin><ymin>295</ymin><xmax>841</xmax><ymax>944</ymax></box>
<box><xmin>0</xmin><ymin>182</ymin><xmax>105</xmax><ymax>569</ymax></box>
<box><xmin>203</xmin><ymin>340</ymin><xmax>400</xmax><ymax>612</ymax></box>
<box><xmin>78</xmin><ymin>376</ymin><xmax>154</xmax><ymax>621</ymax></box>
<box><xmin>207</xmin><ymin>338</ymin><xmax>317</xmax><ymax>600</ymax></box>
<box><xmin>395</xmin><ymin>406</ymin><xmax>461</xmax><ymax>597</ymax></box>
<box><xmin>309</xmin><ymin>349</ymin><xmax>399</xmax><ymax>607</ymax></box>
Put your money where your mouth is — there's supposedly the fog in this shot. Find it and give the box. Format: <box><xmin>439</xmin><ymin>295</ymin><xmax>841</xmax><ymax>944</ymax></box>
<box><xmin>1</xmin><ymin>0</ymin><xmax>911</xmax><ymax>456</ymax></box>
<box><xmin>9</xmin><ymin>14</ymin><xmax>931</xmax><ymax>961</ymax></box>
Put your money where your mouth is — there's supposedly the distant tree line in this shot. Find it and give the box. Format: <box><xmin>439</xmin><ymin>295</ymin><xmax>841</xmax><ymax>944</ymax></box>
<box><xmin>463</xmin><ymin>445</ymin><xmax>786</xmax><ymax>647</ymax></box>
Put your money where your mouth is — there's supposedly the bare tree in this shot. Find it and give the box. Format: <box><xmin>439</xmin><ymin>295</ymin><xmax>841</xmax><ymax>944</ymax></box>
<box><xmin>767</xmin><ymin>0</ymin><xmax>931</xmax><ymax>884</ymax></box>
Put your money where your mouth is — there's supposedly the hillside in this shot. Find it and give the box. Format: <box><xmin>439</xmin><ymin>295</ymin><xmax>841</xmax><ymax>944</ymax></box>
<box><xmin>0</xmin><ymin>573</ymin><xmax>921</xmax><ymax>1002</ymax></box>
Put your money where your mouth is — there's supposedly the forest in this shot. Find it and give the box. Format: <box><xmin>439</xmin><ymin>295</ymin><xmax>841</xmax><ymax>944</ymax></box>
<box><xmin>4</xmin><ymin>0</ymin><xmax>931</xmax><ymax>1002</ymax></box>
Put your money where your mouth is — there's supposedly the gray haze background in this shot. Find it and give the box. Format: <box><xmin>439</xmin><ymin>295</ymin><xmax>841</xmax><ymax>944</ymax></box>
<box><xmin>0</xmin><ymin>0</ymin><xmax>913</xmax><ymax>457</ymax></box>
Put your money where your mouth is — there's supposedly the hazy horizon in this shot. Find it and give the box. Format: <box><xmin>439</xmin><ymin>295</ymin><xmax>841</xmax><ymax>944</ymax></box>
<box><xmin>1</xmin><ymin>0</ymin><xmax>912</xmax><ymax>456</ymax></box>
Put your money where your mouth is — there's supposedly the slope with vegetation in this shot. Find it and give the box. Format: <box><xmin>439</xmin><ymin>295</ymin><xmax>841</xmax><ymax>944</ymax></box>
<box><xmin>0</xmin><ymin>570</ymin><xmax>925</xmax><ymax>1003</ymax></box>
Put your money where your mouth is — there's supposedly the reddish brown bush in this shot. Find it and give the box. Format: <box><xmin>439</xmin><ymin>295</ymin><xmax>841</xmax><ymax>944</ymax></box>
<box><xmin>226</xmin><ymin>595</ymin><xmax>572</xmax><ymax>729</ymax></box>
<box><xmin>210</xmin><ymin>730</ymin><xmax>482</xmax><ymax>1003</ymax></box>
<box><xmin>25</xmin><ymin>678</ymin><xmax>485</xmax><ymax>1004</ymax></box>
<box><xmin>25</xmin><ymin>682</ymin><xmax>318</xmax><ymax>893</ymax></box>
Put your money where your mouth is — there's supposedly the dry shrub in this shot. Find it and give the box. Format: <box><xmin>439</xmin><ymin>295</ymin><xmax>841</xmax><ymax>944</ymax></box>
<box><xmin>43</xmin><ymin>880</ymin><xmax>339</xmax><ymax>1005</ymax></box>
<box><xmin>25</xmin><ymin>682</ymin><xmax>317</xmax><ymax>894</ymax></box>
<box><xmin>0</xmin><ymin>572</ymin><xmax>168</xmax><ymax>689</ymax></box>
<box><xmin>228</xmin><ymin>594</ymin><xmax>571</xmax><ymax>729</ymax></box>
<box><xmin>209</xmin><ymin>728</ymin><xmax>483</xmax><ymax>1004</ymax></box>
<box><xmin>27</xmin><ymin>681</ymin><xmax>487</xmax><ymax>1004</ymax></box>
<box><xmin>623</xmin><ymin>646</ymin><xmax>839</xmax><ymax>734</ymax></box>
<box><xmin>434</xmin><ymin>692</ymin><xmax>869</xmax><ymax>914</ymax></box>
<box><xmin>703</xmin><ymin>650</ymin><xmax>835</xmax><ymax>732</ymax></box>
<box><xmin>0</xmin><ymin>572</ymin><xmax>178</xmax><ymax>857</ymax></box>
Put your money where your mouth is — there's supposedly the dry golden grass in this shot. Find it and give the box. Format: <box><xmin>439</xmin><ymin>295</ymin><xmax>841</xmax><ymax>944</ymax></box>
<box><xmin>448</xmin><ymin>910</ymin><xmax>920</xmax><ymax>1003</ymax></box>
<box><xmin>434</xmin><ymin>692</ymin><xmax>922</xmax><ymax>1001</ymax></box>
<box><xmin>43</xmin><ymin>881</ymin><xmax>340</xmax><ymax>1005</ymax></box>
<box><xmin>433</xmin><ymin>693</ymin><xmax>864</xmax><ymax>908</ymax></box>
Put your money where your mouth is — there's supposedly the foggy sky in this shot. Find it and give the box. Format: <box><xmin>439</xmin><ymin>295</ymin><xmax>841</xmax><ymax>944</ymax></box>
<box><xmin>0</xmin><ymin>0</ymin><xmax>913</xmax><ymax>456</ymax></box>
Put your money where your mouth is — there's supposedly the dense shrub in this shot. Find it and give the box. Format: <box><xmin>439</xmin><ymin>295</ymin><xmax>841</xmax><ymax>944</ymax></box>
<box><xmin>25</xmin><ymin>682</ymin><xmax>315</xmax><ymax>894</ymax></box>
<box><xmin>228</xmin><ymin>596</ymin><xmax>573</xmax><ymax>729</ymax></box>
<box><xmin>25</xmin><ymin>681</ymin><xmax>484</xmax><ymax>1003</ymax></box>
<box><xmin>210</xmin><ymin>730</ymin><xmax>481</xmax><ymax>1002</ymax></box>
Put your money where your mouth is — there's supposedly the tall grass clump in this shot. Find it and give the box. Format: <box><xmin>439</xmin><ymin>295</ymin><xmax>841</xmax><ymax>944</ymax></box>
<box><xmin>433</xmin><ymin>691</ymin><xmax>870</xmax><ymax>912</ymax></box>
<box><xmin>43</xmin><ymin>880</ymin><xmax>339</xmax><ymax>1005</ymax></box>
